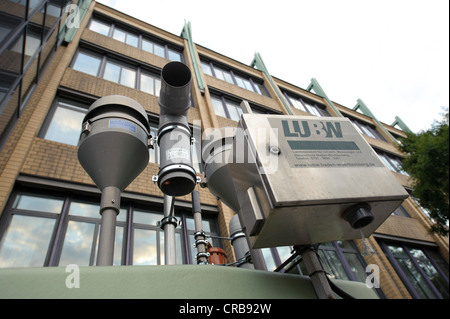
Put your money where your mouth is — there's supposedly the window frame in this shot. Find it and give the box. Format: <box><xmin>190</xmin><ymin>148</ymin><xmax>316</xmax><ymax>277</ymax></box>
<box><xmin>201</xmin><ymin>59</ymin><xmax>270</xmax><ymax>97</ymax></box>
<box><xmin>88</xmin><ymin>16</ymin><xmax>184</xmax><ymax>62</ymax></box>
<box><xmin>380</xmin><ymin>240</ymin><xmax>449</xmax><ymax>299</ymax></box>
<box><xmin>0</xmin><ymin>186</ymin><xmax>222</xmax><ymax>267</ymax></box>
<box><xmin>283</xmin><ymin>91</ymin><xmax>330</xmax><ymax>117</ymax></box>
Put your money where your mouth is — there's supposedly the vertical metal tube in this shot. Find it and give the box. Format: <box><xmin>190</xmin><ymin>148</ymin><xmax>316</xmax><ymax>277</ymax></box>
<box><xmin>162</xmin><ymin>194</ymin><xmax>177</xmax><ymax>265</ymax></box>
<box><xmin>96</xmin><ymin>186</ymin><xmax>121</xmax><ymax>266</ymax></box>
<box><xmin>192</xmin><ymin>191</ymin><xmax>208</xmax><ymax>264</ymax></box>
<box><xmin>229</xmin><ymin>215</ymin><xmax>254</xmax><ymax>269</ymax></box>
<box><xmin>299</xmin><ymin>245</ymin><xmax>335</xmax><ymax>299</ymax></box>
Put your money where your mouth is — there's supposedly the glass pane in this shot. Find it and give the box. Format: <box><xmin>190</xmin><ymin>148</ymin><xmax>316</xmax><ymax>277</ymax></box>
<box><xmin>141</xmin><ymin>39</ymin><xmax>154</xmax><ymax>53</ymax></box>
<box><xmin>69</xmin><ymin>200</ymin><xmax>100</xmax><ymax>219</ymax></box>
<box><xmin>112</xmin><ymin>28</ymin><xmax>126</xmax><ymax>42</ymax></box>
<box><xmin>154</xmin><ymin>78</ymin><xmax>161</xmax><ymax>97</ymax></box>
<box><xmin>160</xmin><ymin>231</ymin><xmax>183</xmax><ymax>265</ymax></box>
<box><xmin>0</xmin><ymin>215</ymin><xmax>55</xmax><ymax>267</ymax></box>
<box><xmin>261</xmin><ymin>248</ymin><xmax>276</xmax><ymax>271</ymax></box>
<box><xmin>89</xmin><ymin>19</ymin><xmax>110</xmax><ymax>36</ymax></box>
<box><xmin>119</xmin><ymin>66</ymin><xmax>136</xmax><ymax>88</ymax></box>
<box><xmin>396</xmin><ymin>257</ymin><xmax>438</xmax><ymax>298</ymax></box>
<box><xmin>133</xmin><ymin>228</ymin><xmax>157</xmax><ymax>265</ymax></box>
<box><xmin>103</xmin><ymin>61</ymin><xmax>121</xmax><ymax>83</ymax></box>
<box><xmin>201</xmin><ymin>62</ymin><xmax>212</xmax><ymax>76</ymax></box>
<box><xmin>44</xmin><ymin>102</ymin><xmax>86</xmax><ymax>146</ymax></box>
<box><xmin>154</xmin><ymin>43</ymin><xmax>165</xmax><ymax>58</ymax></box>
<box><xmin>59</xmin><ymin>221</ymin><xmax>95</xmax><ymax>266</ymax></box>
<box><xmin>140</xmin><ymin>73</ymin><xmax>155</xmax><ymax>95</ymax></box>
<box><xmin>185</xmin><ymin>216</ymin><xmax>215</xmax><ymax>233</ymax></box>
<box><xmin>343</xmin><ymin>253</ymin><xmax>367</xmax><ymax>282</ymax></box>
<box><xmin>13</xmin><ymin>193</ymin><xmax>63</xmax><ymax>213</ymax></box>
<box><xmin>126</xmin><ymin>34</ymin><xmax>138</xmax><ymax>47</ymax></box>
<box><xmin>317</xmin><ymin>249</ymin><xmax>350</xmax><ymax>280</ymax></box>
<box><xmin>133</xmin><ymin>209</ymin><xmax>161</xmax><ymax>226</ymax></box>
<box><xmin>234</xmin><ymin>76</ymin><xmax>246</xmax><ymax>89</ymax></box>
<box><xmin>168</xmin><ymin>49</ymin><xmax>181</xmax><ymax>62</ymax></box>
<box><xmin>72</xmin><ymin>51</ymin><xmax>101</xmax><ymax>76</ymax></box>
<box><xmin>24</xmin><ymin>27</ymin><xmax>41</xmax><ymax>59</ymax></box>
<box><xmin>113</xmin><ymin>226</ymin><xmax>124</xmax><ymax>265</ymax></box>
<box><xmin>226</xmin><ymin>101</ymin><xmax>242</xmax><ymax>121</ymax></box>
<box><xmin>410</xmin><ymin>248</ymin><xmax>449</xmax><ymax>298</ymax></box>
<box><xmin>211</xmin><ymin>96</ymin><xmax>226</xmax><ymax>118</ymax></box>
<box><xmin>243</xmin><ymin>79</ymin><xmax>253</xmax><ymax>92</ymax></box>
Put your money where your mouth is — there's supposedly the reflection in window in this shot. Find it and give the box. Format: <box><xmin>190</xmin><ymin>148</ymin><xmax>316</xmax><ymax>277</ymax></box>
<box><xmin>103</xmin><ymin>60</ymin><xmax>136</xmax><ymax>88</ymax></box>
<box><xmin>72</xmin><ymin>50</ymin><xmax>102</xmax><ymax>76</ymax></box>
<box><xmin>0</xmin><ymin>190</ymin><xmax>221</xmax><ymax>268</ymax></box>
<box><xmin>0</xmin><ymin>215</ymin><xmax>56</xmax><ymax>267</ymax></box>
<box><xmin>382</xmin><ymin>242</ymin><xmax>449</xmax><ymax>299</ymax></box>
<box><xmin>43</xmin><ymin>101</ymin><xmax>86</xmax><ymax>146</ymax></box>
<box><xmin>88</xmin><ymin>17</ymin><xmax>183</xmax><ymax>62</ymax></box>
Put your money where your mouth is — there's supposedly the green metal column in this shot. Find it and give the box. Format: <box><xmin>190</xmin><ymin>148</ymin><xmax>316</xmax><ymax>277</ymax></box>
<box><xmin>181</xmin><ymin>21</ymin><xmax>205</xmax><ymax>92</ymax></box>
<box><xmin>391</xmin><ymin>116</ymin><xmax>412</xmax><ymax>133</ymax></box>
<box><xmin>250</xmin><ymin>52</ymin><xmax>293</xmax><ymax>115</ymax></box>
<box><xmin>354</xmin><ymin>98</ymin><xmax>399</xmax><ymax>144</ymax></box>
<box><xmin>307</xmin><ymin>78</ymin><xmax>343</xmax><ymax>117</ymax></box>
<box><xmin>61</xmin><ymin>0</ymin><xmax>92</xmax><ymax>43</ymax></box>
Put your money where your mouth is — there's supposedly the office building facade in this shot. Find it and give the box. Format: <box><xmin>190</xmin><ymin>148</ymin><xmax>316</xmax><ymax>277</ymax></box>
<box><xmin>0</xmin><ymin>0</ymin><xmax>448</xmax><ymax>299</ymax></box>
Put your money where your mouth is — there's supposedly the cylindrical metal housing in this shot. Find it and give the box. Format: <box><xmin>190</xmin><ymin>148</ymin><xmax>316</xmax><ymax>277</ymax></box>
<box><xmin>157</xmin><ymin>62</ymin><xmax>196</xmax><ymax>196</ymax></box>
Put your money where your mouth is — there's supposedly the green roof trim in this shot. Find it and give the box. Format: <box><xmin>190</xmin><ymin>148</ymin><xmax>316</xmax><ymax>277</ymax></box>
<box><xmin>250</xmin><ymin>52</ymin><xmax>293</xmax><ymax>115</ymax></box>
<box><xmin>62</xmin><ymin>0</ymin><xmax>92</xmax><ymax>43</ymax></box>
<box><xmin>354</xmin><ymin>98</ymin><xmax>399</xmax><ymax>144</ymax></box>
<box><xmin>391</xmin><ymin>116</ymin><xmax>412</xmax><ymax>133</ymax></box>
<box><xmin>307</xmin><ymin>78</ymin><xmax>343</xmax><ymax>117</ymax></box>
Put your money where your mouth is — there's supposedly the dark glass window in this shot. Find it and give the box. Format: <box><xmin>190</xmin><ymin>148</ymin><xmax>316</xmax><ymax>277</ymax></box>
<box><xmin>0</xmin><ymin>188</ymin><xmax>221</xmax><ymax>267</ymax></box>
<box><xmin>381</xmin><ymin>241</ymin><xmax>449</xmax><ymax>299</ymax></box>
<box><xmin>201</xmin><ymin>59</ymin><xmax>270</xmax><ymax>97</ymax></box>
<box><xmin>284</xmin><ymin>92</ymin><xmax>330</xmax><ymax>117</ymax></box>
<box><xmin>88</xmin><ymin>17</ymin><xmax>183</xmax><ymax>62</ymax></box>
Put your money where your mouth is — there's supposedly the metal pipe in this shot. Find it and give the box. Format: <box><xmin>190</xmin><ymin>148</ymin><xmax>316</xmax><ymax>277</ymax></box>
<box><xmin>96</xmin><ymin>186</ymin><xmax>121</xmax><ymax>266</ymax></box>
<box><xmin>161</xmin><ymin>194</ymin><xmax>177</xmax><ymax>265</ymax></box>
<box><xmin>229</xmin><ymin>215</ymin><xmax>253</xmax><ymax>269</ymax></box>
<box><xmin>192</xmin><ymin>191</ymin><xmax>208</xmax><ymax>264</ymax></box>
<box><xmin>157</xmin><ymin>62</ymin><xmax>196</xmax><ymax>197</ymax></box>
<box><xmin>296</xmin><ymin>245</ymin><xmax>335</xmax><ymax>299</ymax></box>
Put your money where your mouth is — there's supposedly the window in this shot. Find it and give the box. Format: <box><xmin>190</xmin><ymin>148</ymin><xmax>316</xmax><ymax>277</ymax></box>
<box><xmin>284</xmin><ymin>92</ymin><xmax>330</xmax><ymax>117</ymax></box>
<box><xmin>210</xmin><ymin>93</ymin><xmax>278</xmax><ymax>121</ymax></box>
<box><xmin>41</xmin><ymin>99</ymin><xmax>87</xmax><ymax>146</ymax></box>
<box><xmin>40</xmin><ymin>97</ymin><xmax>162</xmax><ymax>166</ymax></box>
<box><xmin>201</xmin><ymin>59</ymin><xmax>270</xmax><ymax>97</ymax></box>
<box><xmin>71</xmin><ymin>48</ymin><xmax>161</xmax><ymax>95</ymax></box>
<box><xmin>210</xmin><ymin>93</ymin><xmax>242</xmax><ymax>121</ymax></box>
<box><xmin>112</xmin><ymin>26</ymin><xmax>138</xmax><ymax>47</ymax></box>
<box><xmin>140</xmin><ymin>71</ymin><xmax>161</xmax><ymax>96</ymax></box>
<box><xmin>88</xmin><ymin>17</ymin><xmax>183</xmax><ymax>62</ymax></box>
<box><xmin>375</xmin><ymin>150</ymin><xmax>408</xmax><ymax>175</ymax></box>
<box><xmin>380</xmin><ymin>241</ymin><xmax>449</xmax><ymax>299</ymax></box>
<box><xmin>103</xmin><ymin>59</ymin><xmax>136</xmax><ymax>88</ymax></box>
<box><xmin>0</xmin><ymin>188</ymin><xmax>221</xmax><ymax>267</ymax></box>
<box><xmin>72</xmin><ymin>50</ymin><xmax>102</xmax><ymax>76</ymax></box>
<box><xmin>348</xmin><ymin>117</ymin><xmax>387</xmax><ymax>142</ymax></box>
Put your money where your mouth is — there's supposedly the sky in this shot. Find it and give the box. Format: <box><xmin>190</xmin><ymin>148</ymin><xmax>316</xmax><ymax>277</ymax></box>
<box><xmin>97</xmin><ymin>0</ymin><xmax>449</xmax><ymax>133</ymax></box>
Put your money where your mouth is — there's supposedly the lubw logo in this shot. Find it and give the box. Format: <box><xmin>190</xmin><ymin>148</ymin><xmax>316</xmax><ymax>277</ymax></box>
<box><xmin>280</xmin><ymin>119</ymin><xmax>360</xmax><ymax>151</ymax></box>
<box><xmin>281</xmin><ymin>119</ymin><xmax>344</xmax><ymax>139</ymax></box>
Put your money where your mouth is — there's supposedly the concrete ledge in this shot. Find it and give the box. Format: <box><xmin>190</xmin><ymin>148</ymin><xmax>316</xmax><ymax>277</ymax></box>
<box><xmin>0</xmin><ymin>265</ymin><xmax>378</xmax><ymax>299</ymax></box>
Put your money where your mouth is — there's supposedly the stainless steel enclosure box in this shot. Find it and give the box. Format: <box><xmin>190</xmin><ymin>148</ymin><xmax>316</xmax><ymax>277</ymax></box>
<box><xmin>227</xmin><ymin>114</ymin><xmax>408</xmax><ymax>248</ymax></box>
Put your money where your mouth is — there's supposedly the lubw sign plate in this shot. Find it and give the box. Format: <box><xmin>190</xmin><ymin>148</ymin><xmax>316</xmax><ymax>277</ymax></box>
<box><xmin>237</xmin><ymin>114</ymin><xmax>408</xmax><ymax>247</ymax></box>
<box><xmin>268</xmin><ymin>117</ymin><xmax>384</xmax><ymax>169</ymax></box>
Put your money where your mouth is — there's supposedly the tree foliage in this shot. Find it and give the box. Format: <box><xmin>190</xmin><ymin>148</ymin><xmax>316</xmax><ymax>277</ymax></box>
<box><xmin>398</xmin><ymin>109</ymin><xmax>449</xmax><ymax>236</ymax></box>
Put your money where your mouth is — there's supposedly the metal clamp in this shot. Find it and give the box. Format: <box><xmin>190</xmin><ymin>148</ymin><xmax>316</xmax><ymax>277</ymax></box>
<box><xmin>159</xmin><ymin>216</ymin><xmax>178</xmax><ymax>230</ymax></box>
<box><xmin>194</xmin><ymin>239</ymin><xmax>209</xmax><ymax>248</ymax></box>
